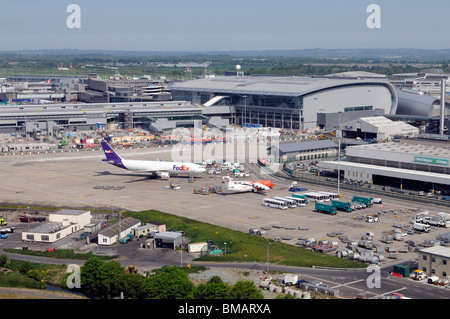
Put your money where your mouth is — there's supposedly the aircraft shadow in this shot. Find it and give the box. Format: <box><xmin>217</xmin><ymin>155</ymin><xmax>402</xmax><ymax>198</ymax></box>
<box><xmin>95</xmin><ymin>171</ymin><xmax>204</xmax><ymax>183</ymax></box>
<box><xmin>216</xmin><ymin>191</ymin><xmax>267</xmax><ymax>196</ymax></box>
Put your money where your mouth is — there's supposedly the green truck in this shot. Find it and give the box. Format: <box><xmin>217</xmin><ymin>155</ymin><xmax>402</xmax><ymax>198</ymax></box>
<box><xmin>352</xmin><ymin>196</ymin><xmax>373</xmax><ymax>207</ymax></box>
<box><xmin>331</xmin><ymin>200</ymin><xmax>353</xmax><ymax>212</ymax></box>
<box><xmin>314</xmin><ymin>202</ymin><xmax>337</xmax><ymax>215</ymax></box>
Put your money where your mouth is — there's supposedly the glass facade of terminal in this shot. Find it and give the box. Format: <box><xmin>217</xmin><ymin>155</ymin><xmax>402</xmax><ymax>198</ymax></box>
<box><xmin>172</xmin><ymin>90</ymin><xmax>303</xmax><ymax>129</ymax></box>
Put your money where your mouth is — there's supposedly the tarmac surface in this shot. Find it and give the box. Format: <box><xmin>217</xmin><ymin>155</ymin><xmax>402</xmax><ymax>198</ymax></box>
<box><xmin>0</xmin><ymin>145</ymin><xmax>448</xmax><ymax>260</ymax></box>
<box><xmin>1</xmin><ymin>144</ymin><xmax>450</xmax><ymax>299</ymax></box>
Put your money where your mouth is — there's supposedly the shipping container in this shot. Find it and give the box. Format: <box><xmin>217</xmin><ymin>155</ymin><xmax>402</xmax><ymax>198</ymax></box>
<box><xmin>393</xmin><ymin>264</ymin><xmax>410</xmax><ymax>278</ymax></box>
<box><xmin>352</xmin><ymin>196</ymin><xmax>373</xmax><ymax>207</ymax></box>
<box><xmin>314</xmin><ymin>202</ymin><xmax>337</xmax><ymax>215</ymax></box>
<box><xmin>331</xmin><ymin>200</ymin><xmax>353</xmax><ymax>212</ymax></box>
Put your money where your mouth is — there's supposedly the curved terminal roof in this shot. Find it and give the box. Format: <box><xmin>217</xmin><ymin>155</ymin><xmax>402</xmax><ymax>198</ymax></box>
<box><xmin>396</xmin><ymin>89</ymin><xmax>441</xmax><ymax>117</ymax></box>
<box><xmin>169</xmin><ymin>75</ymin><xmax>397</xmax><ymax>98</ymax></box>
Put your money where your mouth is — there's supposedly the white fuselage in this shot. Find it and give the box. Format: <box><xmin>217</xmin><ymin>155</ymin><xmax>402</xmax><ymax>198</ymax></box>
<box><xmin>121</xmin><ymin>159</ymin><xmax>206</xmax><ymax>175</ymax></box>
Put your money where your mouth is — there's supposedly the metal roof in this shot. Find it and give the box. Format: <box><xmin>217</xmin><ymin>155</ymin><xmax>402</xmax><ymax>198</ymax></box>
<box><xmin>419</xmin><ymin>246</ymin><xmax>450</xmax><ymax>258</ymax></box>
<box><xmin>349</xmin><ymin>142</ymin><xmax>450</xmax><ymax>160</ymax></box>
<box><xmin>272</xmin><ymin>140</ymin><xmax>338</xmax><ymax>154</ymax></box>
<box><xmin>396</xmin><ymin>89</ymin><xmax>440</xmax><ymax>117</ymax></box>
<box><xmin>154</xmin><ymin>231</ymin><xmax>182</xmax><ymax>239</ymax></box>
<box><xmin>168</xmin><ymin>76</ymin><xmax>394</xmax><ymax>97</ymax></box>
<box><xmin>99</xmin><ymin>217</ymin><xmax>141</xmax><ymax>238</ymax></box>
<box><xmin>54</xmin><ymin>209</ymin><xmax>88</xmax><ymax>216</ymax></box>
<box><xmin>318</xmin><ymin>161</ymin><xmax>450</xmax><ymax>185</ymax></box>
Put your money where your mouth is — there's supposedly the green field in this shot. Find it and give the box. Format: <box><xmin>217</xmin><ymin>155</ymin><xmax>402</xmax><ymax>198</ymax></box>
<box><xmin>126</xmin><ymin>210</ymin><xmax>364</xmax><ymax>269</ymax></box>
<box><xmin>1</xmin><ymin>204</ymin><xmax>364</xmax><ymax>269</ymax></box>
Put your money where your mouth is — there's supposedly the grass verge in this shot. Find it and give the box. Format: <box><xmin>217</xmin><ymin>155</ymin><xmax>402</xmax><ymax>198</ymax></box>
<box><xmin>126</xmin><ymin>210</ymin><xmax>364</xmax><ymax>269</ymax></box>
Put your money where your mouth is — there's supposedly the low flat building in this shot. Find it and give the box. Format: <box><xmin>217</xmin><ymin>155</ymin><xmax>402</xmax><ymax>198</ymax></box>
<box><xmin>22</xmin><ymin>209</ymin><xmax>91</xmax><ymax>243</ymax></box>
<box><xmin>269</xmin><ymin>140</ymin><xmax>338</xmax><ymax>162</ymax></box>
<box><xmin>98</xmin><ymin>217</ymin><xmax>141</xmax><ymax>246</ymax></box>
<box><xmin>154</xmin><ymin>231</ymin><xmax>183</xmax><ymax>250</ymax></box>
<box><xmin>340</xmin><ymin>116</ymin><xmax>419</xmax><ymax>140</ymax></box>
<box><xmin>132</xmin><ymin>222</ymin><xmax>166</xmax><ymax>238</ymax></box>
<box><xmin>418</xmin><ymin>246</ymin><xmax>450</xmax><ymax>278</ymax></box>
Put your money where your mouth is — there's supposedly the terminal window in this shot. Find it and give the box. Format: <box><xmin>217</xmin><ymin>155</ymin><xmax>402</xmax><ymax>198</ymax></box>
<box><xmin>344</xmin><ymin>106</ymin><xmax>373</xmax><ymax>112</ymax></box>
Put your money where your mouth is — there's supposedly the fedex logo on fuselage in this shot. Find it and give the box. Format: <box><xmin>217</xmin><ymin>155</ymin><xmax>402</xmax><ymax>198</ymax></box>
<box><xmin>173</xmin><ymin>164</ymin><xmax>190</xmax><ymax>171</ymax></box>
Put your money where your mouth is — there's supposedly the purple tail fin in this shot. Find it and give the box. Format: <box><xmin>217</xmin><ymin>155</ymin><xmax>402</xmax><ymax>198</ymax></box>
<box><xmin>101</xmin><ymin>141</ymin><xmax>122</xmax><ymax>165</ymax></box>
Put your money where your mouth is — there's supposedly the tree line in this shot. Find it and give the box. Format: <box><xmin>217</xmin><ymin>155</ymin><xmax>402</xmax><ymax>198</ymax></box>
<box><xmin>79</xmin><ymin>257</ymin><xmax>264</xmax><ymax>299</ymax></box>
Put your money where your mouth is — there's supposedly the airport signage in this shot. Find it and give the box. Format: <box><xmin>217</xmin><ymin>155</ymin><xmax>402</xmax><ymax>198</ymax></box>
<box><xmin>414</xmin><ymin>156</ymin><xmax>449</xmax><ymax>167</ymax></box>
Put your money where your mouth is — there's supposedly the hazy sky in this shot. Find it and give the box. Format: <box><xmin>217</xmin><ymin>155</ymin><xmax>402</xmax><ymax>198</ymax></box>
<box><xmin>1</xmin><ymin>0</ymin><xmax>449</xmax><ymax>51</ymax></box>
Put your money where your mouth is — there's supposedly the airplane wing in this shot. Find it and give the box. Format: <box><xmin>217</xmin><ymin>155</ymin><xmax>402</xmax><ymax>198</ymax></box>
<box><xmin>252</xmin><ymin>182</ymin><xmax>270</xmax><ymax>191</ymax></box>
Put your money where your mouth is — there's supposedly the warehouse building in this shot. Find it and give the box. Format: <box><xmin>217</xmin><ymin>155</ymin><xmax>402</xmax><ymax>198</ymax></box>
<box><xmin>345</xmin><ymin>142</ymin><xmax>450</xmax><ymax>175</ymax></box>
<box><xmin>340</xmin><ymin>116</ymin><xmax>419</xmax><ymax>140</ymax></box>
<box><xmin>269</xmin><ymin>140</ymin><xmax>338</xmax><ymax>162</ymax></box>
<box><xmin>418</xmin><ymin>246</ymin><xmax>450</xmax><ymax>278</ymax></box>
<box><xmin>98</xmin><ymin>217</ymin><xmax>141</xmax><ymax>246</ymax></box>
<box><xmin>22</xmin><ymin>210</ymin><xmax>91</xmax><ymax>243</ymax></box>
<box><xmin>169</xmin><ymin>75</ymin><xmax>398</xmax><ymax>130</ymax></box>
<box><xmin>154</xmin><ymin>231</ymin><xmax>183</xmax><ymax>250</ymax></box>
<box><xmin>318</xmin><ymin>142</ymin><xmax>450</xmax><ymax>193</ymax></box>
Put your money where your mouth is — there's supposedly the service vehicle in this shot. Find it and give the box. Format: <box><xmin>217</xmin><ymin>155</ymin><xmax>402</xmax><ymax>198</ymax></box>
<box><xmin>262</xmin><ymin>198</ymin><xmax>288</xmax><ymax>210</ymax></box>
<box><xmin>352</xmin><ymin>196</ymin><xmax>373</xmax><ymax>207</ymax></box>
<box><xmin>414</xmin><ymin>223</ymin><xmax>431</xmax><ymax>232</ymax></box>
<box><xmin>331</xmin><ymin>200</ymin><xmax>353</xmax><ymax>212</ymax></box>
<box><xmin>314</xmin><ymin>202</ymin><xmax>337</xmax><ymax>215</ymax></box>
<box><xmin>413</xmin><ymin>270</ymin><xmax>427</xmax><ymax>281</ymax></box>
<box><xmin>273</xmin><ymin>197</ymin><xmax>297</xmax><ymax>208</ymax></box>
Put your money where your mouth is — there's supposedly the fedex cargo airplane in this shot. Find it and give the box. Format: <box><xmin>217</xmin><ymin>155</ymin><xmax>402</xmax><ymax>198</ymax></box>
<box><xmin>100</xmin><ymin>141</ymin><xmax>206</xmax><ymax>179</ymax></box>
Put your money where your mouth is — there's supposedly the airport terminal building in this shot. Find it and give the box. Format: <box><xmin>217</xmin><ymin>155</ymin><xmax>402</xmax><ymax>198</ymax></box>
<box><xmin>1</xmin><ymin>74</ymin><xmax>447</xmax><ymax>136</ymax></box>
<box><xmin>168</xmin><ymin>75</ymin><xmax>398</xmax><ymax>130</ymax></box>
<box><xmin>318</xmin><ymin>142</ymin><xmax>450</xmax><ymax>194</ymax></box>
<box><xmin>0</xmin><ymin>101</ymin><xmax>216</xmax><ymax>134</ymax></box>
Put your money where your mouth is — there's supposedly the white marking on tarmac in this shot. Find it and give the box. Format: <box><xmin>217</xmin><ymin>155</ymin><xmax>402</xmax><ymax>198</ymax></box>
<box><xmin>331</xmin><ymin>279</ymin><xmax>364</xmax><ymax>289</ymax></box>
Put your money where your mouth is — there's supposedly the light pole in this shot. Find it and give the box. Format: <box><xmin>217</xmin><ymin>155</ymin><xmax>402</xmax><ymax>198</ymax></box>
<box><xmin>337</xmin><ymin>112</ymin><xmax>342</xmax><ymax>196</ymax></box>
<box><xmin>224</xmin><ymin>242</ymin><xmax>227</xmax><ymax>255</ymax></box>
<box><xmin>266</xmin><ymin>242</ymin><xmax>271</xmax><ymax>274</ymax></box>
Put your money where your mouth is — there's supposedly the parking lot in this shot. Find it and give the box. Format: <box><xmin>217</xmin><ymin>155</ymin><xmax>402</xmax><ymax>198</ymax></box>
<box><xmin>0</xmin><ymin>145</ymin><xmax>449</xmax><ymax>268</ymax></box>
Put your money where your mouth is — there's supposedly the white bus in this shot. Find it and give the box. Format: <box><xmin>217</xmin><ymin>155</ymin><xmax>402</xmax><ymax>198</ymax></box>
<box><xmin>284</xmin><ymin>196</ymin><xmax>307</xmax><ymax>207</ymax></box>
<box><xmin>304</xmin><ymin>192</ymin><xmax>329</xmax><ymax>202</ymax></box>
<box><xmin>262</xmin><ymin>198</ymin><xmax>288</xmax><ymax>210</ymax></box>
<box><xmin>273</xmin><ymin>197</ymin><xmax>297</xmax><ymax>208</ymax></box>
<box><xmin>317</xmin><ymin>191</ymin><xmax>339</xmax><ymax>199</ymax></box>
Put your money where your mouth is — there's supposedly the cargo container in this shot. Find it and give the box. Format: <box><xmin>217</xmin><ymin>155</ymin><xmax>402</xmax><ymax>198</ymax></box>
<box><xmin>314</xmin><ymin>202</ymin><xmax>337</xmax><ymax>215</ymax></box>
<box><xmin>331</xmin><ymin>200</ymin><xmax>353</xmax><ymax>212</ymax></box>
<box><xmin>393</xmin><ymin>264</ymin><xmax>410</xmax><ymax>278</ymax></box>
<box><xmin>352</xmin><ymin>196</ymin><xmax>373</xmax><ymax>207</ymax></box>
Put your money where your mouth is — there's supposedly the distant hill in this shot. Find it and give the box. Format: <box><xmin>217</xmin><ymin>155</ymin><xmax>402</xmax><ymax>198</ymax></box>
<box><xmin>2</xmin><ymin>48</ymin><xmax>450</xmax><ymax>61</ymax></box>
